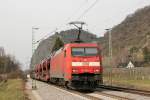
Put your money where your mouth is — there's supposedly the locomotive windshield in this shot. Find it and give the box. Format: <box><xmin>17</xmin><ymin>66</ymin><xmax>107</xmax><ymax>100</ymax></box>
<box><xmin>72</xmin><ymin>47</ymin><xmax>98</xmax><ymax>56</ymax></box>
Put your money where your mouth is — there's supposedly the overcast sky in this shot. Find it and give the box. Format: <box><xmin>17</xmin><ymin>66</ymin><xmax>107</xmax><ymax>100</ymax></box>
<box><xmin>0</xmin><ymin>0</ymin><xmax>150</xmax><ymax>70</ymax></box>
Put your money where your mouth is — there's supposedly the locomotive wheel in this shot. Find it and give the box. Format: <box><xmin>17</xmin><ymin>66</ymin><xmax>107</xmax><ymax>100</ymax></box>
<box><xmin>65</xmin><ymin>81</ymin><xmax>75</xmax><ymax>90</ymax></box>
<box><xmin>65</xmin><ymin>81</ymin><xmax>70</xmax><ymax>89</ymax></box>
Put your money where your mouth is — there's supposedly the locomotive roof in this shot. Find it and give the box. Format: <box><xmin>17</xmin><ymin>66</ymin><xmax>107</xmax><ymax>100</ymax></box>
<box><xmin>51</xmin><ymin>43</ymin><xmax>100</xmax><ymax>57</ymax></box>
<box><xmin>65</xmin><ymin>43</ymin><xmax>99</xmax><ymax>47</ymax></box>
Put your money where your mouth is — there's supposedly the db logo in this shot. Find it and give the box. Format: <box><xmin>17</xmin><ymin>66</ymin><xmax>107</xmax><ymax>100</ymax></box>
<box><xmin>82</xmin><ymin>62</ymin><xmax>89</xmax><ymax>66</ymax></box>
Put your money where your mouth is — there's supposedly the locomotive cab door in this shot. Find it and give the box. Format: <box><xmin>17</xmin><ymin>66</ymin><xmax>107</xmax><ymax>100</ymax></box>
<box><xmin>63</xmin><ymin>50</ymin><xmax>66</xmax><ymax>79</ymax></box>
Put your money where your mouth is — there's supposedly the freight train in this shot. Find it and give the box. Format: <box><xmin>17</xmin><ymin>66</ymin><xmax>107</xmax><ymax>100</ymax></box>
<box><xmin>32</xmin><ymin>42</ymin><xmax>103</xmax><ymax>90</ymax></box>
<box><xmin>32</xmin><ymin>22</ymin><xmax>103</xmax><ymax>90</ymax></box>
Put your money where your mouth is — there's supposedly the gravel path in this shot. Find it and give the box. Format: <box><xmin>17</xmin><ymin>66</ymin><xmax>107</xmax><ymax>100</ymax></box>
<box><xmin>26</xmin><ymin>79</ymin><xmax>89</xmax><ymax>100</ymax></box>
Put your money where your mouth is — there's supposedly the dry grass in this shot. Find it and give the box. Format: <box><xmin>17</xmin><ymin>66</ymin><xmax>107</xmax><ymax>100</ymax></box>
<box><xmin>0</xmin><ymin>79</ymin><xmax>28</xmax><ymax>100</ymax></box>
<box><xmin>103</xmin><ymin>67</ymin><xmax>150</xmax><ymax>90</ymax></box>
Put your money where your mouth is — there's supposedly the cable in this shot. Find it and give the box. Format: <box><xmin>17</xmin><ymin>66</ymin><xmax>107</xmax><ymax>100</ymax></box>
<box><xmin>77</xmin><ymin>0</ymin><xmax>99</xmax><ymax>20</ymax></box>
<box><xmin>34</xmin><ymin>0</ymin><xmax>89</xmax><ymax>44</ymax></box>
<box><xmin>58</xmin><ymin>0</ymin><xmax>89</xmax><ymax>29</ymax></box>
<box><xmin>34</xmin><ymin>28</ymin><xmax>57</xmax><ymax>44</ymax></box>
<box><xmin>65</xmin><ymin>0</ymin><xmax>88</xmax><ymax>23</ymax></box>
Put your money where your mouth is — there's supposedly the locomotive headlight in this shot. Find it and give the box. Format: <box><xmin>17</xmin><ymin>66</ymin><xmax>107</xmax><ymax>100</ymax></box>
<box><xmin>95</xmin><ymin>69</ymin><xmax>100</xmax><ymax>72</ymax></box>
<box><xmin>94</xmin><ymin>69</ymin><xmax>100</xmax><ymax>73</ymax></box>
<box><xmin>72</xmin><ymin>69</ymin><xmax>78</xmax><ymax>73</ymax></box>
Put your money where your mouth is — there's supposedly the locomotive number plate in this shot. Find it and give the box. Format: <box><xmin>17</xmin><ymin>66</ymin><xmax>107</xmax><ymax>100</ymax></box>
<box><xmin>82</xmin><ymin>62</ymin><xmax>89</xmax><ymax>66</ymax></box>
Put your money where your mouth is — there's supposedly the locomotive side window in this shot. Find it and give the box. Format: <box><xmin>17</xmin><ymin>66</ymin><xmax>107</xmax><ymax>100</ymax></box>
<box><xmin>72</xmin><ymin>47</ymin><xmax>98</xmax><ymax>56</ymax></box>
<box><xmin>64</xmin><ymin>50</ymin><xmax>66</xmax><ymax>57</ymax></box>
<box><xmin>72</xmin><ymin>48</ymin><xmax>84</xmax><ymax>56</ymax></box>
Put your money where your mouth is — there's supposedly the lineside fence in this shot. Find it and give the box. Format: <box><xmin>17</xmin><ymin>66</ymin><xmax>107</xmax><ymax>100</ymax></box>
<box><xmin>103</xmin><ymin>67</ymin><xmax>150</xmax><ymax>90</ymax></box>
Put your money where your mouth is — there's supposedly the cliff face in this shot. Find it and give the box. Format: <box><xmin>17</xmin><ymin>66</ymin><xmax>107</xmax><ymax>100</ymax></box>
<box><xmin>30</xmin><ymin>29</ymin><xmax>97</xmax><ymax>69</ymax></box>
<box><xmin>99</xmin><ymin>6</ymin><xmax>150</xmax><ymax>67</ymax></box>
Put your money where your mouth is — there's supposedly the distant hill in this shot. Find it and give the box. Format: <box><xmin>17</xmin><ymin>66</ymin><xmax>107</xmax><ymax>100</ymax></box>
<box><xmin>30</xmin><ymin>29</ymin><xmax>97</xmax><ymax>69</ymax></box>
<box><xmin>98</xmin><ymin>6</ymin><xmax>150</xmax><ymax>67</ymax></box>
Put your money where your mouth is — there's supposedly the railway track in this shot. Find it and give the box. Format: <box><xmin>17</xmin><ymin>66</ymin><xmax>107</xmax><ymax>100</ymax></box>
<box><xmin>47</xmin><ymin>82</ymin><xmax>132</xmax><ymax>100</ymax></box>
<box><xmin>98</xmin><ymin>85</ymin><xmax>150</xmax><ymax>97</ymax></box>
<box><xmin>34</xmin><ymin>80</ymin><xmax>129</xmax><ymax>100</ymax></box>
<box><xmin>50</xmin><ymin>82</ymin><xmax>150</xmax><ymax>100</ymax></box>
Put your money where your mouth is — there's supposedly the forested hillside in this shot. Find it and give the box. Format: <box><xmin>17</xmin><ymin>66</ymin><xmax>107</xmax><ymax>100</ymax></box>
<box><xmin>99</xmin><ymin>6</ymin><xmax>150</xmax><ymax>67</ymax></box>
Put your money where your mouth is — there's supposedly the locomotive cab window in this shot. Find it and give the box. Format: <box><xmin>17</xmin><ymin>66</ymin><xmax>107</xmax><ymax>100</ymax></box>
<box><xmin>72</xmin><ymin>48</ymin><xmax>84</xmax><ymax>56</ymax></box>
<box><xmin>72</xmin><ymin>47</ymin><xmax>98</xmax><ymax>56</ymax></box>
<box><xmin>85</xmin><ymin>48</ymin><xmax>98</xmax><ymax>56</ymax></box>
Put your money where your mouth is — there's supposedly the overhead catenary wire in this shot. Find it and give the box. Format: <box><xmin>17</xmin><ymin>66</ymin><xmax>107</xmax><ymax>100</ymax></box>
<box><xmin>77</xmin><ymin>0</ymin><xmax>99</xmax><ymax>20</ymax></box>
<box><xmin>34</xmin><ymin>28</ymin><xmax>57</xmax><ymax>44</ymax></box>
<box><xmin>58</xmin><ymin>0</ymin><xmax>89</xmax><ymax>30</ymax></box>
<box><xmin>65</xmin><ymin>0</ymin><xmax>88</xmax><ymax>22</ymax></box>
<box><xmin>34</xmin><ymin>0</ymin><xmax>90</xmax><ymax>44</ymax></box>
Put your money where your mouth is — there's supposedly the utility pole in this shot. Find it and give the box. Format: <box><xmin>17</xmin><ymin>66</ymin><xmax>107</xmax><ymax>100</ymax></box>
<box><xmin>105</xmin><ymin>28</ymin><xmax>112</xmax><ymax>60</ymax></box>
<box><xmin>31</xmin><ymin>27</ymin><xmax>39</xmax><ymax>89</ymax></box>
<box><xmin>105</xmin><ymin>28</ymin><xmax>113</xmax><ymax>85</ymax></box>
<box><xmin>146</xmin><ymin>33</ymin><xmax>150</xmax><ymax>46</ymax></box>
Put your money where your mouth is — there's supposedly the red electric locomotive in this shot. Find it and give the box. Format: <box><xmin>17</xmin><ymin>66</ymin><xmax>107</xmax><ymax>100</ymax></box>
<box><xmin>50</xmin><ymin>43</ymin><xmax>103</xmax><ymax>90</ymax></box>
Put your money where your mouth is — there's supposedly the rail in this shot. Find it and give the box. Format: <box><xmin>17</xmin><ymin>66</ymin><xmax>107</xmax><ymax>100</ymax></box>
<box><xmin>98</xmin><ymin>85</ymin><xmax>150</xmax><ymax>96</ymax></box>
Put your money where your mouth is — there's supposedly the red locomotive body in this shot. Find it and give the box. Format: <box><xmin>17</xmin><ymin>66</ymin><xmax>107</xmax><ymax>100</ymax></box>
<box><xmin>50</xmin><ymin>43</ymin><xmax>103</xmax><ymax>89</ymax></box>
<box><xmin>33</xmin><ymin>43</ymin><xmax>103</xmax><ymax>90</ymax></box>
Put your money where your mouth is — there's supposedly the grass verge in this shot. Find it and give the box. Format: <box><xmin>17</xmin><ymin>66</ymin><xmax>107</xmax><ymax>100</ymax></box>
<box><xmin>0</xmin><ymin>79</ymin><xmax>28</xmax><ymax>100</ymax></box>
<box><xmin>103</xmin><ymin>77</ymin><xmax>150</xmax><ymax>90</ymax></box>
